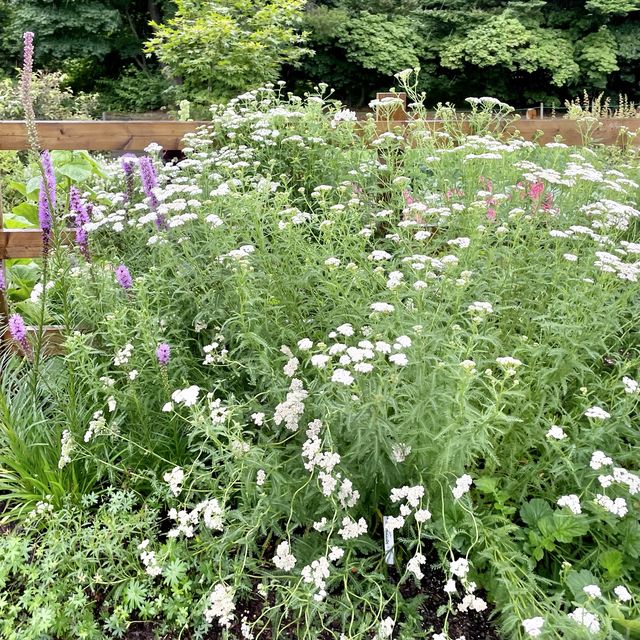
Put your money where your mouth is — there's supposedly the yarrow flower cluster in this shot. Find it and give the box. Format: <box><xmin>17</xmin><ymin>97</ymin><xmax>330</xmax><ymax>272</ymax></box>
<box><xmin>568</xmin><ymin>607</ymin><xmax>600</xmax><ymax>633</ymax></box>
<box><xmin>449</xmin><ymin>557</ymin><xmax>470</xmax><ymax>579</ymax></box>
<box><xmin>167</xmin><ymin>498</ymin><xmax>224</xmax><ymax>538</ymax></box>
<box><xmin>273</xmin><ymin>378</ymin><xmax>308</xmax><ymax>430</ymax></box>
<box><xmin>522</xmin><ymin>617</ymin><xmax>544</xmax><ymax>637</ymax></box>
<box><xmin>584</xmin><ymin>406</ymin><xmax>610</xmax><ymax>420</ymax></box>
<box><xmin>546</xmin><ymin>425</ymin><xmax>566</xmax><ymax>440</ymax></box>
<box><xmin>204</xmin><ymin>583</ymin><xmax>235</xmax><ymax>628</ymax></box>
<box><xmin>468</xmin><ymin>301</ymin><xmax>494</xmax><ymax>321</ymax></box>
<box><xmin>338</xmin><ymin>516</ymin><xmax>367</xmax><ymax>540</ymax></box>
<box><xmin>590</xmin><ymin>450</ymin><xmax>613</xmax><ymax>470</ymax></box>
<box><xmin>138</xmin><ymin>539</ymin><xmax>162</xmax><ymax>577</ymax></box>
<box><xmin>171</xmin><ymin>385</ymin><xmax>200</xmax><ymax>407</ymax></box>
<box><xmin>594</xmin><ymin>493</ymin><xmax>628</xmax><ymax>517</ymax></box>
<box><xmin>163</xmin><ymin>466</ymin><xmax>185</xmax><ymax>496</ymax></box>
<box><xmin>452</xmin><ymin>474</ymin><xmax>473</xmax><ymax>499</ymax></box>
<box><xmin>557</xmin><ymin>494</ymin><xmax>581</xmax><ymax>515</ymax></box>
<box><xmin>273</xmin><ymin>541</ymin><xmax>296</xmax><ymax>571</ymax></box>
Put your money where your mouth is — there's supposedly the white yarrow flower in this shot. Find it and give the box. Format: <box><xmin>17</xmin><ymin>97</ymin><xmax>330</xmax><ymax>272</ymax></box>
<box><xmin>568</xmin><ymin>607</ymin><xmax>600</xmax><ymax>633</ymax></box>
<box><xmin>583</xmin><ymin>584</ymin><xmax>601</xmax><ymax>599</ymax></box>
<box><xmin>522</xmin><ymin>617</ymin><xmax>544</xmax><ymax>637</ymax></box>
<box><xmin>614</xmin><ymin>585</ymin><xmax>632</xmax><ymax>602</ymax></box>
<box><xmin>557</xmin><ymin>494</ymin><xmax>581</xmax><ymax>515</ymax></box>
<box><xmin>546</xmin><ymin>425</ymin><xmax>566</xmax><ymax>440</ymax></box>
<box><xmin>584</xmin><ymin>406</ymin><xmax>610</xmax><ymax>420</ymax></box>
<box><xmin>273</xmin><ymin>541</ymin><xmax>297</xmax><ymax>571</ymax></box>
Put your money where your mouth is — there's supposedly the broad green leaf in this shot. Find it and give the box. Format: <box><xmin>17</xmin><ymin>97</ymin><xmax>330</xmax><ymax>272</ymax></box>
<box><xmin>566</xmin><ymin>569</ymin><xmax>598</xmax><ymax>600</ymax></box>
<box><xmin>545</xmin><ymin>512</ymin><xmax>589</xmax><ymax>543</ymax></box>
<box><xmin>520</xmin><ymin>498</ymin><xmax>552</xmax><ymax>526</ymax></box>
<box><xmin>475</xmin><ymin>476</ymin><xmax>498</xmax><ymax>494</ymax></box>
<box><xmin>11</xmin><ymin>202</ymin><xmax>38</xmax><ymax>225</ymax></box>
<box><xmin>56</xmin><ymin>163</ymin><xmax>93</xmax><ymax>182</ymax></box>
<box><xmin>599</xmin><ymin>549</ymin><xmax>624</xmax><ymax>579</ymax></box>
<box><xmin>2</xmin><ymin>213</ymin><xmax>33</xmax><ymax>229</ymax></box>
<box><xmin>7</xmin><ymin>180</ymin><xmax>26</xmax><ymax>196</ymax></box>
<box><xmin>26</xmin><ymin>176</ymin><xmax>41</xmax><ymax>196</ymax></box>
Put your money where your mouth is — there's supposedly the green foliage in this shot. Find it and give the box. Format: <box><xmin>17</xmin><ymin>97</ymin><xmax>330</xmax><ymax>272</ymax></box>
<box><xmin>290</xmin><ymin>0</ymin><xmax>640</xmax><ymax>105</ymax></box>
<box><xmin>576</xmin><ymin>27</ymin><xmax>620</xmax><ymax>88</ymax></box>
<box><xmin>5</xmin><ymin>1</ymin><xmax>123</xmax><ymax>66</ymax></box>
<box><xmin>0</xmin><ymin>71</ymin><xmax>98</xmax><ymax>119</ymax></box>
<box><xmin>2</xmin><ymin>86</ymin><xmax>640</xmax><ymax>638</ymax></box>
<box><xmin>145</xmin><ymin>0</ymin><xmax>310</xmax><ymax>104</ymax></box>
<box><xmin>333</xmin><ymin>11</ymin><xmax>421</xmax><ymax>76</ymax></box>
<box><xmin>96</xmin><ymin>66</ymin><xmax>172</xmax><ymax>114</ymax></box>
<box><xmin>586</xmin><ymin>0</ymin><xmax>640</xmax><ymax>14</ymax></box>
<box><xmin>0</xmin><ymin>0</ymin><xmax>173</xmax><ymax>100</ymax></box>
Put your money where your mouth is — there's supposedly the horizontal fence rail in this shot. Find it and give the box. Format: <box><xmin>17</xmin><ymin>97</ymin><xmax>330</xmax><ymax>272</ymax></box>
<box><xmin>0</xmin><ymin>120</ymin><xmax>207</xmax><ymax>152</ymax></box>
<box><xmin>2</xmin><ymin>94</ymin><xmax>640</xmax><ymax>356</ymax></box>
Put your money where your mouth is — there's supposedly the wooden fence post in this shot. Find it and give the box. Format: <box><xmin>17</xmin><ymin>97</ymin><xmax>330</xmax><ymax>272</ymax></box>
<box><xmin>375</xmin><ymin>92</ymin><xmax>408</xmax><ymax>121</ymax></box>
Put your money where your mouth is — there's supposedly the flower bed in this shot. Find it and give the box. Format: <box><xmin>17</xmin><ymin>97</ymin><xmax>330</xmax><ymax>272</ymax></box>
<box><xmin>0</xmin><ymin>86</ymin><xmax>639</xmax><ymax>640</ymax></box>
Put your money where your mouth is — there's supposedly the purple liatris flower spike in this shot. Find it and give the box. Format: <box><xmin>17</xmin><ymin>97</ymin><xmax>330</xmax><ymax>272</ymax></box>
<box><xmin>139</xmin><ymin>156</ymin><xmax>166</xmax><ymax>228</ymax></box>
<box><xmin>115</xmin><ymin>264</ymin><xmax>133</xmax><ymax>290</ymax></box>
<box><xmin>75</xmin><ymin>227</ymin><xmax>89</xmax><ymax>259</ymax></box>
<box><xmin>0</xmin><ymin>269</ymin><xmax>5</xmax><ymax>292</ymax></box>
<box><xmin>9</xmin><ymin>313</ymin><xmax>32</xmax><ymax>357</ymax></box>
<box><xmin>38</xmin><ymin>181</ymin><xmax>52</xmax><ymax>251</ymax></box>
<box><xmin>70</xmin><ymin>186</ymin><xmax>89</xmax><ymax>225</ymax></box>
<box><xmin>38</xmin><ymin>151</ymin><xmax>56</xmax><ymax>253</ymax></box>
<box><xmin>121</xmin><ymin>153</ymin><xmax>136</xmax><ymax>176</ymax></box>
<box><xmin>156</xmin><ymin>343</ymin><xmax>170</xmax><ymax>366</ymax></box>
<box><xmin>121</xmin><ymin>154</ymin><xmax>137</xmax><ymax>202</ymax></box>
<box><xmin>70</xmin><ymin>186</ymin><xmax>90</xmax><ymax>259</ymax></box>
<box><xmin>40</xmin><ymin>150</ymin><xmax>56</xmax><ymax>209</ymax></box>
<box><xmin>138</xmin><ymin>156</ymin><xmax>158</xmax><ymax>209</ymax></box>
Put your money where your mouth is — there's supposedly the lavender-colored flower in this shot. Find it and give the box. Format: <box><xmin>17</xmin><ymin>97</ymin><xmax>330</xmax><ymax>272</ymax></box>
<box><xmin>75</xmin><ymin>227</ymin><xmax>89</xmax><ymax>259</ymax></box>
<box><xmin>121</xmin><ymin>154</ymin><xmax>137</xmax><ymax>176</ymax></box>
<box><xmin>115</xmin><ymin>264</ymin><xmax>133</xmax><ymax>290</ymax></box>
<box><xmin>138</xmin><ymin>156</ymin><xmax>166</xmax><ymax>228</ymax></box>
<box><xmin>38</xmin><ymin>180</ymin><xmax>52</xmax><ymax>252</ymax></box>
<box><xmin>9</xmin><ymin>313</ymin><xmax>32</xmax><ymax>357</ymax></box>
<box><xmin>0</xmin><ymin>269</ymin><xmax>5</xmax><ymax>292</ymax></box>
<box><xmin>156</xmin><ymin>343</ymin><xmax>171</xmax><ymax>366</ymax></box>
<box><xmin>70</xmin><ymin>186</ymin><xmax>90</xmax><ymax>259</ymax></box>
<box><xmin>40</xmin><ymin>151</ymin><xmax>56</xmax><ymax>210</ymax></box>
<box><xmin>8</xmin><ymin>314</ymin><xmax>27</xmax><ymax>341</ymax></box>
<box><xmin>38</xmin><ymin>151</ymin><xmax>56</xmax><ymax>253</ymax></box>
<box><xmin>121</xmin><ymin>154</ymin><xmax>137</xmax><ymax>202</ymax></box>
<box><xmin>70</xmin><ymin>186</ymin><xmax>89</xmax><ymax>225</ymax></box>
<box><xmin>138</xmin><ymin>156</ymin><xmax>159</xmax><ymax>209</ymax></box>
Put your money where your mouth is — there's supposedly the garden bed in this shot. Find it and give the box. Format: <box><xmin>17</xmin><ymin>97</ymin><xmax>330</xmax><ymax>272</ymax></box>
<box><xmin>0</xmin><ymin>86</ymin><xmax>639</xmax><ymax>640</ymax></box>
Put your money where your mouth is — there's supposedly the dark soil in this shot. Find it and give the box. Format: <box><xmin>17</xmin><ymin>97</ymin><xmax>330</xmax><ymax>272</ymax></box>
<box><xmin>122</xmin><ymin>547</ymin><xmax>501</xmax><ymax>640</ymax></box>
<box><xmin>395</xmin><ymin>546</ymin><xmax>501</xmax><ymax>640</ymax></box>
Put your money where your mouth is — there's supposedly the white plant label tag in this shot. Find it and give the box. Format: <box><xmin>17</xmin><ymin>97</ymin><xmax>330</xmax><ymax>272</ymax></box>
<box><xmin>383</xmin><ymin>516</ymin><xmax>395</xmax><ymax>565</ymax></box>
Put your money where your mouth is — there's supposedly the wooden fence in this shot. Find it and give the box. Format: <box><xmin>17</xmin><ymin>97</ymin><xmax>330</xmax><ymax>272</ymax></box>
<box><xmin>1</xmin><ymin>93</ymin><xmax>640</xmax><ymax>355</ymax></box>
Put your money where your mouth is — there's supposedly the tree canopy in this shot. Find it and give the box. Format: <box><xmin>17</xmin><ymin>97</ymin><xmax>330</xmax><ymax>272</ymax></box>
<box><xmin>289</xmin><ymin>0</ymin><xmax>640</xmax><ymax>105</ymax></box>
<box><xmin>1</xmin><ymin>0</ymin><xmax>640</xmax><ymax>110</ymax></box>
